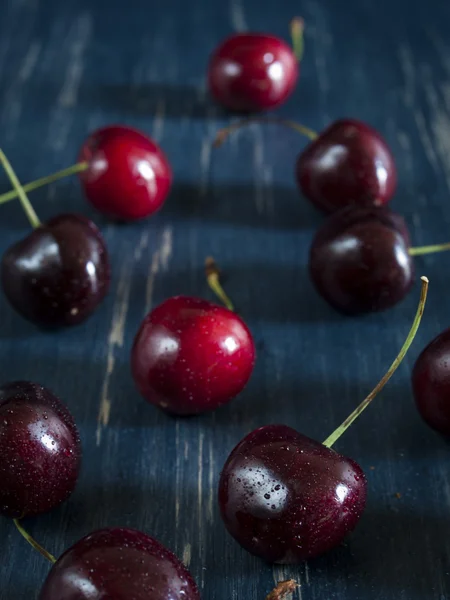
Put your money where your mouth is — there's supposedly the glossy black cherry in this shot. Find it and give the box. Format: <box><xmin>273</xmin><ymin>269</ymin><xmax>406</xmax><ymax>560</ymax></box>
<box><xmin>412</xmin><ymin>328</ymin><xmax>450</xmax><ymax>435</ymax></box>
<box><xmin>309</xmin><ymin>206</ymin><xmax>414</xmax><ymax>314</ymax></box>
<box><xmin>0</xmin><ymin>381</ymin><xmax>81</xmax><ymax>519</ymax></box>
<box><xmin>219</xmin><ymin>279</ymin><xmax>428</xmax><ymax>563</ymax></box>
<box><xmin>39</xmin><ymin>528</ymin><xmax>200</xmax><ymax>600</ymax></box>
<box><xmin>2</xmin><ymin>213</ymin><xmax>111</xmax><ymax>327</ymax></box>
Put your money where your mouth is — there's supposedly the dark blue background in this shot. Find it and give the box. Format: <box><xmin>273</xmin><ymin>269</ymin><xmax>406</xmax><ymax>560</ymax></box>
<box><xmin>1</xmin><ymin>0</ymin><xmax>450</xmax><ymax>598</ymax></box>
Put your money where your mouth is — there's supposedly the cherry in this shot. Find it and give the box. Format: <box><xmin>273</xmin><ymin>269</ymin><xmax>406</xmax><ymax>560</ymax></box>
<box><xmin>39</xmin><ymin>527</ymin><xmax>200</xmax><ymax>600</ymax></box>
<box><xmin>309</xmin><ymin>206</ymin><xmax>415</xmax><ymax>315</ymax></box>
<box><xmin>297</xmin><ymin>119</ymin><xmax>396</xmax><ymax>213</ymax></box>
<box><xmin>0</xmin><ymin>381</ymin><xmax>81</xmax><ymax>519</ymax></box>
<box><xmin>131</xmin><ymin>291</ymin><xmax>255</xmax><ymax>415</ymax></box>
<box><xmin>208</xmin><ymin>20</ymin><xmax>303</xmax><ymax>113</ymax></box>
<box><xmin>214</xmin><ymin>117</ymin><xmax>396</xmax><ymax>214</ymax></box>
<box><xmin>412</xmin><ymin>328</ymin><xmax>450</xmax><ymax>435</ymax></box>
<box><xmin>0</xmin><ymin>150</ymin><xmax>110</xmax><ymax>327</ymax></box>
<box><xmin>78</xmin><ymin>125</ymin><xmax>172</xmax><ymax>221</ymax></box>
<box><xmin>0</xmin><ymin>125</ymin><xmax>172</xmax><ymax>222</ymax></box>
<box><xmin>218</xmin><ymin>278</ymin><xmax>428</xmax><ymax>563</ymax></box>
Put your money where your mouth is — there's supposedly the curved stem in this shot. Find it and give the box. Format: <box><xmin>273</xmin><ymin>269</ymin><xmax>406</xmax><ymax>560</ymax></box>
<box><xmin>214</xmin><ymin>117</ymin><xmax>318</xmax><ymax>148</ymax></box>
<box><xmin>13</xmin><ymin>519</ymin><xmax>57</xmax><ymax>564</ymax></box>
<box><xmin>266</xmin><ymin>580</ymin><xmax>298</xmax><ymax>600</ymax></box>
<box><xmin>290</xmin><ymin>18</ymin><xmax>305</xmax><ymax>62</ymax></box>
<box><xmin>205</xmin><ymin>257</ymin><xmax>234</xmax><ymax>311</ymax></box>
<box><xmin>0</xmin><ymin>149</ymin><xmax>40</xmax><ymax>228</ymax></box>
<box><xmin>0</xmin><ymin>161</ymin><xmax>89</xmax><ymax>206</ymax></box>
<box><xmin>409</xmin><ymin>243</ymin><xmax>450</xmax><ymax>256</ymax></box>
<box><xmin>323</xmin><ymin>276</ymin><xmax>429</xmax><ymax>449</ymax></box>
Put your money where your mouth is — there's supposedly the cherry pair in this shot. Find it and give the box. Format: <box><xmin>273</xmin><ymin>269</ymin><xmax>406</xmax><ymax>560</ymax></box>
<box><xmin>0</xmin><ymin>381</ymin><xmax>199</xmax><ymax>599</ymax></box>
<box><xmin>0</xmin><ymin>125</ymin><xmax>172</xmax><ymax>328</ymax></box>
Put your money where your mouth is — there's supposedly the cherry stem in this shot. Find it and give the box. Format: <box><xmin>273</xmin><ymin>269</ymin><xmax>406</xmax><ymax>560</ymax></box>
<box><xmin>0</xmin><ymin>149</ymin><xmax>41</xmax><ymax>228</ymax></box>
<box><xmin>290</xmin><ymin>18</ymin><xmax>305</xmax><ymax>62</ymax></box>
<box><xmin>266</xmin><ymin>580</ymin><xmax>299</xmax><ymax>600</ymax></box>
<box><xmin>13</xmin><ymin>519</ymin><xmax>57</xmax><ymax>564</ymax></box>
<box><xmin>214</xmin><ymin>117</ymin><xmax>318</xmax><ymax>148</ymax></box>
<box><xmin>205</xmin><ymin>257</ymin><xmax>235</xmax><ymax>311</ymax></box>
<box><xmin>323</xmin><ymin>276</ymin><xmax>429</xmax><ymax>449</ymax></box>
<box><xmin>0</xmin><ymin>161</ymin><xmax>89</xmax><ymax>206</ymax></box>
<box><xmin>409</xmin><ymin>243</ymin><xmax>450</xmax><ymax>256</ymax></box>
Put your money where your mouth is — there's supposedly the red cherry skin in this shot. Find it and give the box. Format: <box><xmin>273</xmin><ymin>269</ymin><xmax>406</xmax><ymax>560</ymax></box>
<box><xmin>0</xmin><ymin>381</ymin><xmax>81</xmax><ymax>519</ymax></box>
<box><xmin>79</xmin><ymin>125</ymin><xmax>172</xmax><ymax>221</ymax></box>
<box><xmin>1</xmin><ymin>213</ymin><xmax>110</xmax><ymax>328</ymax></box>
<box><xmin>297</xmin><ymin>119</ymin><xmax>397</xmax><ymax>213</ymax></box>
<box><xmin>219</xmin><ymin>425</ymin><xmax>367</xmax><ymax>563</ymax></box>
<box><xmin>309</xmin><ymin>206</ymin><xmax>414</xmax><ymax>315</ymax></box>
<box><xmin>131</xmin><ymin>296</ymin><xmax>256</xmax><ymax>415</ymax></box>
<box><xmin>208</xmin><ymin>34</ymin><xmax>299</xmax><ymax>112</ymax></box>
<box><xmin>39</xmin><ymin>527</ymin><xmax>200</xmax><ymax>600</ymax></box>
<box><xmin>412</xmin><ymin>328</ymin><xmax>450</xmax><ymax>435</ymax></box>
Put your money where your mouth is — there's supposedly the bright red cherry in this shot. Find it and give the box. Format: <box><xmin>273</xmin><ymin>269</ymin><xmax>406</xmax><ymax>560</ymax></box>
<box><xmin>79</xmin><ymin>125</ymin><xmax>172</xmax><ymax>221</ymax></box>
<box><xmin>219</xmin><ymin>424</ymin><xmax>367</xmax><ymax>563</ymax></box>
<box><xmin>297</xmin><ymin>119</ymin><xmax>397</xmax><ymax>213</ymax></box>
<box><xmin>309</xmin><ymin>206</ymin><xmax>414</xmax><ymax>314</ymax></box>
<box><xmin>219</xmin><ymin>279</ymin><xmax>428</xmax><ymax>563</ymax></box>
<box><xmin>412</xmin><ymin>328</ymin><xmax>450</xmax><ymax>435</ymax></box>
<box><xmin>0</xmin><ymin>381</ymin><xmax>81</xmax><ymax>519</ymax></box>
<box><xmin>131</xmin><ymin>296</ymin><xmax>256</xmax><ymax>415</ymax></box>
<box><xmin>39</xmin><ymin>528</ymin><xmax>200</xmax><ymax>600</ymax></box>
<box><xmin>2</xmin><ymin>213</ymin><xmax>111</xmax><ymax>328</ymax></box>
<box><xmin>208</xmin><ymin>33</ymin><xmax>299</xmax><ymax>112</ymax></box>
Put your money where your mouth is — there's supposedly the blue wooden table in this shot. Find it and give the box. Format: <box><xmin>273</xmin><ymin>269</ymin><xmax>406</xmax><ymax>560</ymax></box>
<box><xmin>1</xmin><ymin>0</ymin><xmax>450</xmax><ymax>598</ymax></box>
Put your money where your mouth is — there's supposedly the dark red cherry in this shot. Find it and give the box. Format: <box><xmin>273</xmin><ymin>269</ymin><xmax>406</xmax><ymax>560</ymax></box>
<box><xmin>309</xmin><ymin>206</ymin><xmax>414</xmax><ymax>314</ymax></box>
<box><xmin>219</xmin><ymin>424</ymin><xmax>367</xmax><ymax>563</ymax></box>
<box><xmin>219</xmin><ymin>279</ymin><xmax>429</xmax><ymax>563</ymax></box>
<box><xmin>0</xmin><ymin>381</ymin><xmax>81</xmax><ymax>519</ymax></box>
<box><xmin>39</xmin><ymin>527</ymin><xmax>200</xmax><ymax>600</ymax></box>
<box><xmin>79</xmin><ymin>125</ymin><xmax>172</xmax><ymax>221</ymax></box>
<box><xmin>208</xmin><ymin>34</ymin><xmax>299</xmax><ymax>112</ymax></box>
<box><xmin>131</xmin><ymin>295</ymin><xmax>256</xmax><ymax>415</ymax></box>
<box><xmin>412</xmin><ymin>328</ymin><xmax>450</xmax><ymax>435</ymax></box>
<box><xmin>1</xmin><ymin>213</ymin><xmax>110</xmax><ymax>328</ymax></box>
<box><xmin>297</xmin><ymin>119</ymin><xmax>397</xmax><ymax>213</ymax></box>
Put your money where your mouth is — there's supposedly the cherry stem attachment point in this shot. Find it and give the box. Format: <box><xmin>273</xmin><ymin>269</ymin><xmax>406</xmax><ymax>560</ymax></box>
<box><xmin>13</xmin><ymin>519</ymin><xmax>57</xmax><ymax>564</ymax></box>
<box><xmin>409</xmin><ymin>243</ymin><xmax>450</xmax><ymax>256</ymax></box>
<box><xmin>214</xmin><ymin>117</ymin><xmax>318</xmax><ymax>148</ymax></box>
<box><xmin>0</xmin><ymin>161</ymin><xmax>89</xmax><ymax>206</ymax></box>
<box><xmin>205</xmin><ymin>257</ymin><xmax>234</xmax><ymax>311</ymax></box>
<box><xmin>266</xmin><ymin>580</ymin><xmax>299</xmax><ymax>600</ymax></box>
<box><xmin>323</xmin><ymin>276</ymin><xmax>429</xmax><ymax>449</ymax></box>
<box><xmin>290</xmin><ymin>17</ymin><xmax>305</xmax><ymax>62</ymax></box>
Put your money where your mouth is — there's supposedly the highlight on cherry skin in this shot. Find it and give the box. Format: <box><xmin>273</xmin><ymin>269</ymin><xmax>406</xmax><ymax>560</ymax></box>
<box><xmin>218</xmin><ymin>277</ymin><xmax>428</xmax><ymax>563</ymax></box>
<box><xmin>131</xmin><ymin>295</ymin><xmax>256</xmax><ymax>415</ymax></box>
<box><xmin>0</xmin><ymin>149</ymin><xmax>111</xmax><ymax>328</ymax></box>
<box><xmin>0</xmin><ymin>381</ymin><xmax>81</xmax><ymax>519</ymax></box>
<box><xmin>0</xmin><ymin>124</ymin><xmax>172</xmax><ymax>222</ymax></box>
<box><xmin>412</xmin><ymin>327</ymin><xmax>450</xmax><ymax>436</ymax></box>
<box><xmin>208</xmin><ymin>19</ymin><xmax>303</xmax><ymax>113</ymax></box>
<box><xmin>39</xmin><ymin>528</ymin><xmax>200</xmax><ymax>600</ymax></box>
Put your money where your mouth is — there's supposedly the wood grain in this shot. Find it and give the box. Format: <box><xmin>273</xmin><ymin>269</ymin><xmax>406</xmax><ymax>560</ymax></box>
<box><xmin>1</xmin><ymin>0</ymin><xmax>450</xmax><ymax>598</ymax></box>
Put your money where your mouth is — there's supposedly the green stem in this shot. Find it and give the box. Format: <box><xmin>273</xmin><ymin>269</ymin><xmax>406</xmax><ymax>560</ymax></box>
<box><xmin>214</xmin><ymin>117</ymin><xmax>317</xmax><ymax>148</ymax></box>
<box><xmin>0</xmin><ymin>161</ymin><xmax>89</xmax><ymax>206</ymax></box>
<box><xmin>409</xmin><ymin>243</ymin><xmax>450</xmax><ymax>256</ymax></box>
<box><xmin>323</xmin><ymin>276</ymin><xmax>429</xmax><ymax>449</ymax></box>
<box><xmin>13</xmin><ymin>519</ymin><xmax>57</xmax><ymax>564</ymax></box>
<box><xmin>290</xmin><ymin>17</ymin><xmax>305</xmax><ymax>62</ymax></box>
<box><xmin>205</xmin><ymin>257</ymin><xmax>234</xmax><ymax>311</ymax></box>
<box><xmin>0</xmin><ymin>149</ymin><xmax>40</xmax><ymax>228</ymax></box>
